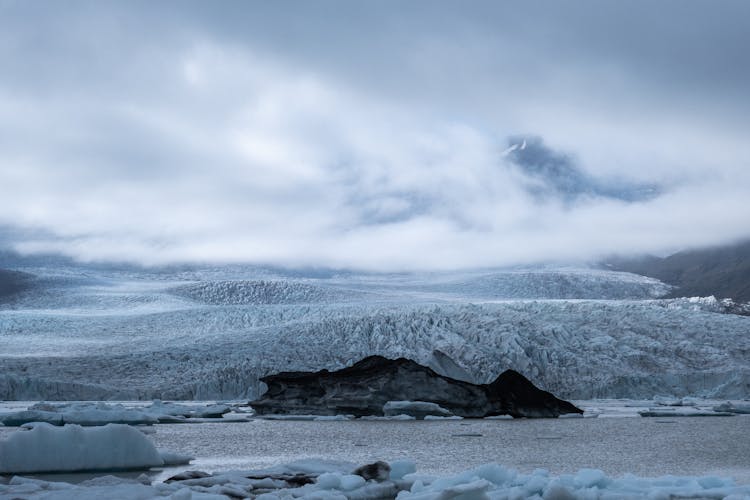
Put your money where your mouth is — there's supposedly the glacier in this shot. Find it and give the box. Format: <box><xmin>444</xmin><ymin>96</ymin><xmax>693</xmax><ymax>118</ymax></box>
<box><xmin>0</xmin><ymin>264</ymin><xmax>748</xmax><ymax>401</ymax></box>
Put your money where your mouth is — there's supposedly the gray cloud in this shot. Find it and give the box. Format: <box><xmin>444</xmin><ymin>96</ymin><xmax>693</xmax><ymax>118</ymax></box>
<box><xmin>0</xmin><ymin>1</ymin><xmax>748</xmax><ymax>270</ymax></box>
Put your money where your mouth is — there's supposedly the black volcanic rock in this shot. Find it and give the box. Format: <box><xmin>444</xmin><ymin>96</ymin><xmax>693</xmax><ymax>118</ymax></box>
<box><xmin>250</xmin><ymin>355</ymin><xmax>582</xmax><ymax>418</ymax></box>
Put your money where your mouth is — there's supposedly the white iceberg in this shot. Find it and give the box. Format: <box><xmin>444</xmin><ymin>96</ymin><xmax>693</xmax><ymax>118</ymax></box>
<box><xmin>0</xmin><ymin>423</ymin><xmax>190</xmax><ymax>474</ymax></box>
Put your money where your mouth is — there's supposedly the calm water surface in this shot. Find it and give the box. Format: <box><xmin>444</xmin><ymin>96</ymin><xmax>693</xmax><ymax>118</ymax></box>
<box><xmin>147</xmin><ymin>416</ymin><xmax>750</xmax><ymax>482</ymax></box>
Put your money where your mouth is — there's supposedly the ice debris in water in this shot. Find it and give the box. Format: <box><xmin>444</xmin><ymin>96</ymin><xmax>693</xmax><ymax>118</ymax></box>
<box><xmin>2</xmin><ymin>457</ymin><xmax>750</xmax><ymax>499</ymax></box>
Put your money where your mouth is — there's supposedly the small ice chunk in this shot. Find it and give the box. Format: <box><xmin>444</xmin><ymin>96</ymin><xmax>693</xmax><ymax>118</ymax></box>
<box><xmin>653</xmin><ymin>395</ymin><xmax>682</xmax><ymax>406</ymax></box>
<box><xmin>316</xmin><ymin>472</ymin><xmax>342</xmax><ymax>489</ymax></box>
<box><xmin>389</xmin><ymin>460</ymin><xmax>417</xmax><ymax>480</ymax></box>
<box><xmin>159</xmin><ymin>450</ymin><xmax>194</xmax><ymax>466</ymax></box>
<box><xmin>473</xmin><ymin>463</ymin><xmax>515</xmax><ymax>485</ymax></box>
<box><xmin>714</xmin><ymin>402</ymin><xmax>750</xmax><ymax>414</ymax></box>
<box><xmin>383</xmin><ymin>401</ymin><xmax>453</xmax><ymax>419</ymax></box>
<box><xmin>339</xmin><ymin>474</ymin><xmax>366</xmax><ymax>491</ymax></box>
<box><xmin>574</xmin><ymin>468</ymin><xmax>607</xmax><ymax>488</ymax></box>
<box><xmin>360</xmin><ymin>414</ymin><xmax>416</xmax><ymax>421</ymax></box>
<box><xmin>639</xmin><ymin>408</ymin><xmax>734</xmax><ymax>417</ymax></box>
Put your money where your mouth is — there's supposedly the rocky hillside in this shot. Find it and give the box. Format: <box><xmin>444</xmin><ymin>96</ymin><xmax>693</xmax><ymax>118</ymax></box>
<box><xmin>606</xmin><ymin>240</ymin><xmax>750</xmax><ymax>302</ymax></box>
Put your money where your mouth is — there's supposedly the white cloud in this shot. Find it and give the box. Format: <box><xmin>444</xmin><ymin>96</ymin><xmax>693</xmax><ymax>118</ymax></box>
<box><xmin>0</xmin><ymin>7</ymin><xmax>749</xmax><ymax>270</ymax></box>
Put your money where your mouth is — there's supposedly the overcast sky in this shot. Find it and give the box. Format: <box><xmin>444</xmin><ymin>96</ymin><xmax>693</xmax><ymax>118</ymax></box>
<box><xmin>1</xmin><ymin>1</ymin><xmax>749</xmax><ymax>270</ymax></box>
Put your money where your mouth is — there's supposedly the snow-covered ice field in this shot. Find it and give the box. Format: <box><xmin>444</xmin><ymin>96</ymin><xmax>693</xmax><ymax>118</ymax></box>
<box><xmin>1</xmin><ymin>263</ymin><xmax>749</xmax><ymax>401</ymax></box>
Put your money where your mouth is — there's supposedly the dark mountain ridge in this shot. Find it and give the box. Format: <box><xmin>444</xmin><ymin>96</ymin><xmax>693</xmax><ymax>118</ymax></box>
<box><xmin>605</xmin><ymin>240</ymin><xmax>750</xmax><ymax>302</ymax></box>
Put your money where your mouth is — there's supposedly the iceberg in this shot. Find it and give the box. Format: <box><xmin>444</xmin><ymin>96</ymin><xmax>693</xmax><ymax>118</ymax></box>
<box><xmin>0</xmin><ymin>422</ymin><xmax>190</xmax><ymax>474</ymax></box>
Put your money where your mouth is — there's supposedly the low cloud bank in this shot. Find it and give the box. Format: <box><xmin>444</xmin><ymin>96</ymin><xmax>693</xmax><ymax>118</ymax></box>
<box><xmin>1</xmin><ymin>3</ymin><xmax>748</xmax><ymax>270</ymax></box>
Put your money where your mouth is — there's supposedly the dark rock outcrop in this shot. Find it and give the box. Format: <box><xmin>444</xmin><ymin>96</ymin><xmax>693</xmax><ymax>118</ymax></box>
<box><xmin>250</xmin><ymin>355</ymin><xmax>582</xmax><ymax>418</ymax></box>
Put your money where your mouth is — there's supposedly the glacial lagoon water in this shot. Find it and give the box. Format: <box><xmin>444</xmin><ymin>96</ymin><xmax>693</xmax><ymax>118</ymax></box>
<box><xmin>2</xmin><ymin>401</ymin><xmax>748</xmax><ymax>485</ymax></box>
<box><xmin>143</xmin><ymin>415</ymin><xmax>750</xmax><ymax>483</ymax></box>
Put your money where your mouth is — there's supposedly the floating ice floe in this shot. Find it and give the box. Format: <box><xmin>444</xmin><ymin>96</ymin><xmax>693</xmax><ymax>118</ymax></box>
<box><xmin>0</xmin><ymin>422</ymin><xmax>191</xmax><ymax>474</ymax></box>
<box><xmin>0</xmin><ymin>400</ymin><xmax>234</xmax><ymax>427</ymax></box>
<box><xmin>652</xmin><ymin>395</ymin><xmax>705</xmax><ymax>407</ymax></box>
<box><xmin>145</xmin><ymin>400</ymin><xmax>232</xmax><ymax>419</ymax></box>
<box><xmin>359</xmin><ymin>414</ymin><xmax>417</xmax><ymax>421</ymax></box>
<box><xmin>255</xmin><ymin>414</ymin><xmax>354</xmax><ymax>421</ymax></box>
<box><xmin>638</xmin><ymin>407</ymin><xmax>735</xmax><ymax>417</ymax></box>
<box><xmin>714</xmin><ymin>401</ymin><xmax>750</xmax><ymax>414</ymax></box>
<box><xmin>0</xmin><ymin>402</ymin><xmax>159</xmax><ymax>427</ymax></box>
<box><xmin>2</xmin><ymin>458</ymin><xmax>750</xmax><ymax>499</ymax></box>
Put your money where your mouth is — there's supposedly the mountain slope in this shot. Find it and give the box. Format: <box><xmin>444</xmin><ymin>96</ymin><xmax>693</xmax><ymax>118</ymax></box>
<box><xmin>606</xmin><ymin>240</ymin><xmax>750</xmax><ymax>302</ymax></box>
